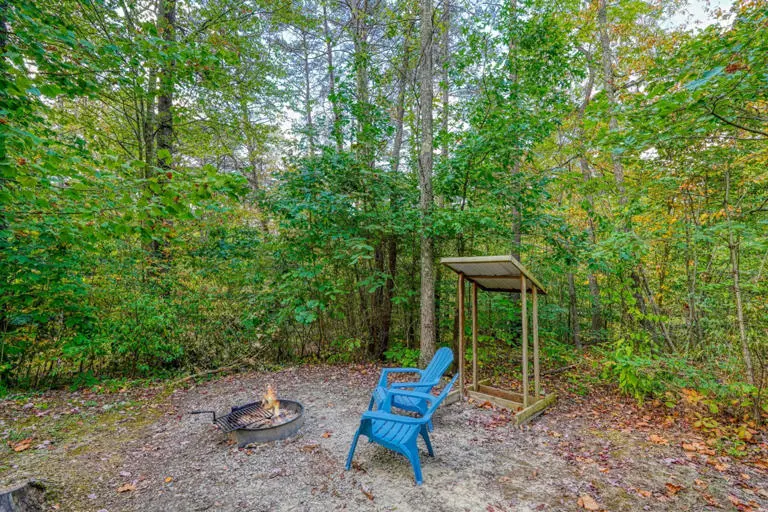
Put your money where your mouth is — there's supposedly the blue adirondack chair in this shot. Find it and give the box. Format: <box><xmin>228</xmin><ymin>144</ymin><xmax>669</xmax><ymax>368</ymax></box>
<box><xmin>368</xmin><ymin>347</ymin><xmax>454</xmax><ymax>421</ymax></box>
<box><xmin>346</xmin><ymin>374</ymin><xmax>459</xmax><ymax>485</ymax></box>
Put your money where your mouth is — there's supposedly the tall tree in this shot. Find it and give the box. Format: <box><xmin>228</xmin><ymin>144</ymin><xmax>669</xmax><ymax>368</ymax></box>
<box><xmin>418</xmin><ymin>0</ymin><xmax>436</xmax><ymax>366</ymax></box>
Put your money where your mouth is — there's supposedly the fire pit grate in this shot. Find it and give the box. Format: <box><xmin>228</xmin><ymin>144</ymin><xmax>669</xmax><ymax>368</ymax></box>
<box><xmin>191</xmin><ymin>399</ymin><xmax>305</xmax><ymax>447</ymax></box>
<box><xmin>192</xmin><ymin>402</ymin><xmax>274</xmax><ymax>433</ymax></box>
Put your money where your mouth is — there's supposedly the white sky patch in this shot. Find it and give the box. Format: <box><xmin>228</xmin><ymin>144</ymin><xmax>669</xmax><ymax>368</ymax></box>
<box><xmin>665</xmin><ymin>0</ymin><xmax>735</xmax><ymax>30</ymax></box>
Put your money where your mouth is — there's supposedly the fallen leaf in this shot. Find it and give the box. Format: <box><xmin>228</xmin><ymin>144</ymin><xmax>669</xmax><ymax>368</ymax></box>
<box><xmin>11</xmin><ymin>438</ymin><xmax>33</xmax><ymax>452</ymax></box>
<box><xmin>164</xmin><ymin>476</ymin><xmax>173</xmax><ymax>483</ymax></box>
<box><xmin>693</xmin><ymin>479</ymin><xmax>708</xmax><ymax>490</ymax></box>
<box><xmin>649</xmin><ymin>434</ymin><xmax>668</xmax><ymax>445</ymax></box>
<box><xmin>117</xmin><ymin>483</ymin><xmax>136</xmax><ymax>493</ymax></box>
<box><xmin>351</xmin><ymin>460</ymin><xmax>366</xmax><ymax>473</ymax></box>
<box><xmin>361</xmin><ymin>485</ymin><xmax>374</xmax><ymax>501</ymax></box>
<box><xmin>321</xmin><ymin>431</ymin><xmax>332</xmax><ymax>438</ymax></box>
<box><xmin>665</xmin><ymin>483</ymin><xmax>684</xmax><ymax>496</ymax></box>
<box><xmin>638</xmin><ymin>489</ymin><xmax>652</xmax><ymax>498</ymax></box>
<box><xmin>702</xmin><ymin>493</ymin><xmax>721</xmax><ymax>508</ymax></box>
<box><xmin>577</xmin><ymin>494</ymin><xmax>600</xmax><ymax>511</ymax></box>
<box><xmin>683</xmin><ymin>441</ymin><xmax>715</xmax><ymax>455</ymax></box>
<box><xmin>707</xmin><ymin>457</ymin><xmax>730</xmax><ymax>472</ymax></box>
<box><xmin>300</xmin><ymin>443</ymin><xmax>319</xmax><ymax>453</ymax></box>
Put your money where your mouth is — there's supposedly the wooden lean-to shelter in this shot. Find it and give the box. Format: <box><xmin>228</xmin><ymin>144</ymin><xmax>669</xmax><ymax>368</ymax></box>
<box><xmin>441</xmin><ymin>255</ymin><xmax>556</xmax><ymax>425</ymax></box>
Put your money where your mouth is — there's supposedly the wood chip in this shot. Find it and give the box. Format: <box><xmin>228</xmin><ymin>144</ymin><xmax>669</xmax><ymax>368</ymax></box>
<box><xmin>577</xmin><ymin>494</ymin><xmax>600</xmax><ymax>511</ymax></box>
<box><xmin>117</xmin><ymin>483</ymin><xmax>136</xmax><ymax>493</ymax></box>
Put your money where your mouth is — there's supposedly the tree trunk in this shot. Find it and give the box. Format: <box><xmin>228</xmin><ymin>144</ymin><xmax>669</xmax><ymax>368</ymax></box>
<box><xmin>157</xmin><ymin>0</ymin><xmax>175</xmax><ymax>171</ymax></box>
<box><xmin>376</xmin><ymin>236</ymin><xmax>398</xmax><ymax>358</ymax></box>
<box><xmin>725</xmin><ymin>170</ymin><xmax>755</xmax><ymax>388</ymax></box>
<box><xmin>507</xmin><ymin>0</ymin><xmax>522</xmax><ymax>261</ymax></box>
<box><xmin>351</xmin><ymin>0</ymin><xmax>374</xmax><ymax>169</ymax></box>
<box><xmin>596</xmin><ymin>0</ymin><xmax>672</xmax><ymax>347</ymax></box>
<box><xmin>152</xmin><ymin>0</ymin><xmax>176</xmax><ymax>272</ymax></box>
<box><xmin>323</xmin><ymin>4</ymin><xmax>342</xmax><ymax>151</ymax></box>
<box><xmin>596</xmin><ymin>0</ymin><xmax>626</xmax><ymax>203</ymax></box>
<box><xmin>418</xmin><ymin>0</ymin><xmax>436</xmax><ymax>367</ymax></box>
<box><xmin>144</xmin><ymin>66</ymin><xmax>157</xmax><ymax>177</ymax></box>
<box><xmin>568</xmin><ymin>272</ymin><xmax>581</xmax><ymax>350</ymax></box>
<box><xmin>440</xmin><ymin>0</ymin><xmax>450</xmax><ymax>159</ymax></box>
<box><xmin>575</xmin><ymin>46</ymin><xmax>603</xmax><ymax>335</ymax></box>
<box><xmin>301</xmin><ymin>29</ymin><xmax>315</xmax><ymax>156</ymax></box>
<box><xmin>391</xmin><ymin>21</ymin><xmax>412</xmax><ymax>173</ymax></box>
<box><xmin>0</xmin><ymin>0</ymin><xmax>9</xmax><ymax>346</ymax></box>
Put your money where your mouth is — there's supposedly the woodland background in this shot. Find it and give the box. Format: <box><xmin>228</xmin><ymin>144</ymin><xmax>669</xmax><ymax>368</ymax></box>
<box><xmin>1</xmin><ymin>0</ymin><xmax>766</xmax><ymax>431</ymax></box>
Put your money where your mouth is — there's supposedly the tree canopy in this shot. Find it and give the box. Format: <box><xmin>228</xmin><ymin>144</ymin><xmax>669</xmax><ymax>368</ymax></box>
<box><xmin>1</xmin><ymin>0</ymin><xmax>766</xmax><ymax>426</ymax></box>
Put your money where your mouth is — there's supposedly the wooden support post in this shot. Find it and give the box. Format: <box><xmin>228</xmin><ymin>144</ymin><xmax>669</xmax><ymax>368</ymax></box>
<box><xmin>521</xmin><ymin>275</ymin><xmax>528</xmax><ymax>408</ymax></box>
<box><xmin>458</xmin><ymin>273</ymin><xmax>465</xmax><ymax>399</ymax></box>
<box><xmin>533</xmin><ymin>286</ymin><xmax>540</xmax><ymax>399</ymax></box>
<box><xmin>472</xmin><ymin>281</ymin><xmax>478</xmax><ymax>391</ymax></box>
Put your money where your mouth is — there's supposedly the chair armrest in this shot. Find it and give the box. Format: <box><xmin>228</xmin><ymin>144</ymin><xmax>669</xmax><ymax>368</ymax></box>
<box><xmin>361</xmin><ymin>410</ymin><xmax>423</xmax><ymax>425</ymax></box>
<box><xmin>381</xmin><ymin>388</ymin><xmax>440</xmax><ymax>417</ymax></box>
<box><xmin>390</xmin><ymin>379</ymin><xmax>439</xmax><ymax>390</ymax></box>
<box><xmin>378</xmin><ymin>368</ymin><xmax>423</xmax><ymax>387</ymax></box>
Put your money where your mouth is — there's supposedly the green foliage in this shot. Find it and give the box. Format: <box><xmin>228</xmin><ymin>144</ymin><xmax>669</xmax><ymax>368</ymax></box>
<box><xmin>602</xmin><ymin>339</ymin><xmax>665</xmax><ymax>402</ymax></box>
<box><xmin>327</xmin><ymin>337</ymin><xmax>364</xmax><ymax>363</ymax></box>
<box><xmin>1</xmin><ymin>0</ymin><xmax>765</xmax><ymax>422</ymax></box>
<box><xmin>384</xmin><ymin>342</ymin><xmax>420</xmax><ymax>368</ymax></box>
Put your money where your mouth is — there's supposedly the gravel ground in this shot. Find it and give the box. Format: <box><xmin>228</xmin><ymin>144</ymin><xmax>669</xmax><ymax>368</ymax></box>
<box><xmin>2</xmin><ymin>365</ymin><xmax>767</xmax><ymax>511</ymax></box>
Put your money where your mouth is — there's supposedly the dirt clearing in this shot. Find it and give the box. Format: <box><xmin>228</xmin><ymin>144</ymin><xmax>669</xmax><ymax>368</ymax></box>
<box><xmin>2</xmin><ymin>365</ymin><xmax>767</xmax><ymax>511</ymax></box>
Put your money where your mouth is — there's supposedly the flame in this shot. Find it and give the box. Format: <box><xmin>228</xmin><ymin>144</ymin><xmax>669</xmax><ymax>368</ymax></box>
<box><xmin>263</xmin><ymin>384</ymin><xmax>280</xmax><ymax>417</ymax></box>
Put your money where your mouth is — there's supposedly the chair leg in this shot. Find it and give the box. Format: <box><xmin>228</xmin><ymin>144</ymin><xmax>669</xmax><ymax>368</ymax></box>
<box><xmin>345</xmin><ymin>428</ymin><xmax>361</xmax><ymax>470</ymax></box>
<box><xmin>367</xmin><ymin>395</ymin><xmax>375</xmax><ymax>411</ymax></box>
<box><xmin>420</xmin><ymin>425</ymin><xmax>434</xmax><ymax>457</ymax></box>
<box><xmin>406</xmin><ymin>448</ymin><xmax>423</xmax><ymax>485</ymax></box>
<box><xmin>428</xmin><ymin>419</ymin><xmax>434</xmax><ymax>432</ymax></box>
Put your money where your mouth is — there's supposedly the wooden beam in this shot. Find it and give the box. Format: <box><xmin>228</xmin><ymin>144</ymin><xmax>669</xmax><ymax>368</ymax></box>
<box><xmin>467</xmin><ymin>390</ymin><xmax>523</xmax><ymax>412</ymax></box>
<box><xmin>477</xmin><ymin>384</ymin><xmax>530</xmax><ymax>404</ymax></box>
<box><xmin>533</xmin><ymin>286</ymin><xmax>540</xmax><ymax>399</ymax></box>
<box><xmin>444</xmin><ymin>390</ymin><xmax>461</xmax><ymax>407</ymax></box>
<box><xmin>514</xmin><ymin>393</ymin><xmax>557</xmax><ymax>426</ymax></box>
<box><xmin>521</xmin><ymin>275</ymin><xmax>528</xmax><ymax>408</ymax></box>
<box><xmin>458</xmin><ymin>273</ymin><xmax>465</xmax><ymax>399</ymax></box>
<box><xmin>472</xmin><ymin>281</ymin><xmax>478</xmax><ymax>391</ymax></box>
<box><xmin>466</xmin><ymin>275</ymin><xmax>520</xmax><ymax>280</ymax></box>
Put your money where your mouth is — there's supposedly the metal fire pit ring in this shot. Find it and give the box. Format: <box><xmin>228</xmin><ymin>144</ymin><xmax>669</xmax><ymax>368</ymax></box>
<box><xmin>191</xmin><ymin>399</ymin><xmax>305</xmax><ymax>447</ymax></box>
<box><xmin>232</xmin><ymin>400</ymin><xmax>305</xmax><ymax>447</ymax></box>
